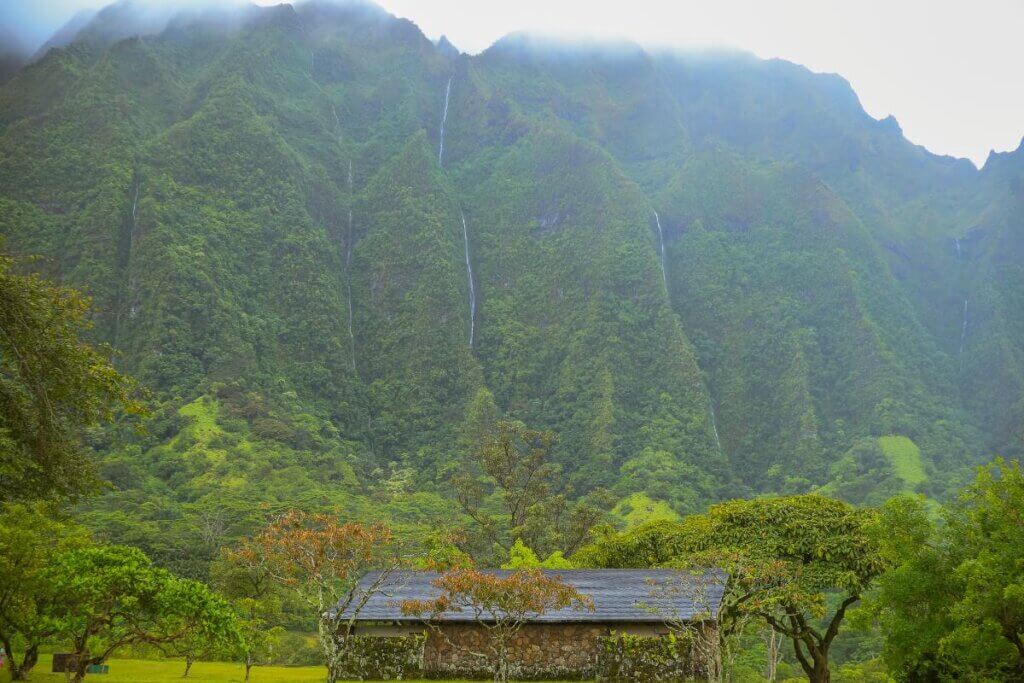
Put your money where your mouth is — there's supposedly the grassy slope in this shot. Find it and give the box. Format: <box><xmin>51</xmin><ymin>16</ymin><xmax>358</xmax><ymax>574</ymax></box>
<box><xmin>878</xmin><ymin>435</ymin><xmax>926</xmax><ymax>488</ymax></box>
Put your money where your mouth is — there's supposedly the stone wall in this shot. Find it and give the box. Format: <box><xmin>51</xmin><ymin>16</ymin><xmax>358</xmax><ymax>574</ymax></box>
<box><xmin>335</xmin><ymin>633</ymin><xmax>425</xmax><ymax>680</ymax></box>
<box><xmin>424</xmin><ymin>622</ymin><xmax>605</xmax><ymax>680</ymax></box>
<box><xmin>336</xmin><ymin>622</ymin><xmax>719</xmax><ymax>680</ymax></box>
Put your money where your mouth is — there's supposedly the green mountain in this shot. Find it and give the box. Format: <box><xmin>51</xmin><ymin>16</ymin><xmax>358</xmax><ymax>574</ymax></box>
<box><xmin>1</xmin><ymin>0</ymin><xmax>1020</xmax><ymax>571</ymax></box>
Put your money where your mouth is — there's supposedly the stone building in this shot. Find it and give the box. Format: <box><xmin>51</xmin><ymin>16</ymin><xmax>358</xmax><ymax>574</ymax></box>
<box><xmin>337</xmin><ymin>568</ymin><xmax>725</xmax><ymax>680</ymax></box>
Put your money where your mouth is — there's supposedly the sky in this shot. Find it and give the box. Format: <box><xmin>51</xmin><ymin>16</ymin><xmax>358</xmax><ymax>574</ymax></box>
<box><xmin>4</xmin><ymin>0</ymin><xmax>1022</xmax><ymax>167</ymax></box>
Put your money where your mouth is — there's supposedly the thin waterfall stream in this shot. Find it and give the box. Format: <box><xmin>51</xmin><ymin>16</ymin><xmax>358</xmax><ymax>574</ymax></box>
<box><xmin>461</xmin><ymin>212</ymin><xmax>476</xmax><ymax>347</ymax></box>
<box><xmin>436</xmin><ymin>75</ymin><xmax>477</xmax><ymax>348</ymax></box>
<box><xmin>959</xmin><ymin>298</ymin><xmax>969</xmax><ymax>368</ymax></box>
<box><xmin>330</xmin><ymin>104</ymin><xmax>341</xmax><ymax>142</ymax></box>
<box><xmin>128</xmin><ymin>179</ymin><xmax>140</xmax><ymax>317</ymax></box>
<box><xmin>131</xmin><ymin>181</ymin><xmax>140</xmax><ymax>228</ymax></box>
<box><xmin>708</xmin><ymin>401</ymin><xmax>723</xmax><ymax>455</ymax></box>
<box><xmin>653</xmin><ymin>210</ymin><xmax>668</xmax><ymax>294</ymax></box>
<box><xmin>438</xmin><ymin>77</ymin><xmax>452</xmax><ymax>167</ymax></box>
<box><xmin>954</xmin><ymin>237</ymin><xmax>968</xmax><ymax>370</ymax></box>
<box><xmin>346</xmin><ymin>160</ymin><xmax>357</xmax><ymax>373</ymax></box>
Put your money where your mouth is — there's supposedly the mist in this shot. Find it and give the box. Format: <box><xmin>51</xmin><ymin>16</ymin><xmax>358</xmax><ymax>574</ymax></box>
<box><xmin>1</xmin><ymin>0</ymin><xmax>1021</xmax><ymax>165</ymax></box>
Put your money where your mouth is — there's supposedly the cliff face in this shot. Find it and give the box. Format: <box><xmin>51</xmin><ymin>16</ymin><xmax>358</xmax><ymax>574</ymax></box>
<box><xmin>0</xmin><ymin>0</ymin><xmax>1019</xmax><ymax>535</ymax></box>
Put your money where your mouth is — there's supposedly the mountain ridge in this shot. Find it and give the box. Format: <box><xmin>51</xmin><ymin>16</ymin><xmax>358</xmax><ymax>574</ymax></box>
<box><xmin>0</xmin><ymin>0</ymin><xmax>1020</xmax><ymax>569</ymax></box>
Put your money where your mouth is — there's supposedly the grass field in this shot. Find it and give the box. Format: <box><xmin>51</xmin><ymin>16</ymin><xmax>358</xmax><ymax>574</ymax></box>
<box><xmin>0</xmin><ymin>655</ymin><xmax>325</xmax><ymax>683</ymax></box>
<box><xmin>0</xmin><ymin>653</ymin><xmax>564</xmax><ymax>682</ymax></box>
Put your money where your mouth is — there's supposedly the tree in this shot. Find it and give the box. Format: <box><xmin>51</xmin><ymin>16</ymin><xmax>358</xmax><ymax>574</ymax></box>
<box><xmin>873</xmin><ymin>462</ymin><xmax>1024</xmax><ymax>679</ymax></box>
<box><xmin>643</xmin><ymin>565</ymin><xmax>761</xmax><ymax>682</ymax></box>
<box><xmin>0</xmin><ymin>251</ymin><xmax>144</xmax><ymax>502</ymax></box>
<box><xmin>950</xmin><ymin>459</ymin><xmax>1024</xmax><ymax>673</ymax></box>
<box><xmin>237</xmin><ymin>510</ymin><xmax>402</xmax><ymax>683</ymax></box>
<box><xmin>870</xmin><ymin>495</ymin><xmax>962</xmax><ymax>679</ymax></box>
<box><xmin>214</xmin><ymin>548</ymin><xmax>287</xmax><ymax>682</ymax></box>
<box><xmin>233</xmin><ymin>598</ymin><xmax>286</xmax><ymax>683</ymax></box>
<box><xmin>401</xmin><ymin>568</ymin><xmax>593</xmax><ymax>682</ymax></box>
<box><xmin>160</xmin><ymin>579</ymin><xmax>241</xmax><ymax>678</ymax></box>
<box><xmin>454</xmin><ymin>419</ymin><xmax>608</xmax><ymax>560</ymax></box>
<box><xmin>577</xmin><ymin>495</ymin><xmax>888</xmax><ymax>683</ymax></box>
<box><xmin>0</xmin><ymin>503</ymin><xmax>85</xmax><ymax>680</ymax></box>
<box><xmin>42</xmin><ymin>545</ymin><xmax>237</xmax><ymax>682</ymax></box>
<box><xmin>501</xmin><ymin>538</ymin><xmax>573</xmax><ymax>569</ymax></box>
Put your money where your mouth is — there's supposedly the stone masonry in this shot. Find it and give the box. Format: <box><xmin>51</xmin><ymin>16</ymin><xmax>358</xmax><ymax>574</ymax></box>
<box><xmin>423</xmin><ymin>622</ymin><xmax>606</xmax><ymax>680</ymax></box>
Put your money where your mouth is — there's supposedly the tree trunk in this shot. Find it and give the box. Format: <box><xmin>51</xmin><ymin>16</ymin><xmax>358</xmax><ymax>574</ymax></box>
<box><xmin>808</xmin><ymin>662</ymin><xmax>830</xmax><ymax>683</ymax></box>
<box><xmin>72</xmin><ymin>656</ymin><xmax>89</xmax><ymax>683</ymax></box>
<box><xmin>7</xmin><ymin>654</ymin><xmax>25</xmax><ymax>679</ymax></box>
<box><xmin>793</xmin><ymin>638</ymin><xmax>831</xmax><ymax>683</ymax></box>
<box><xmin>2</xmin><ymin>637</ymin><xmax>33</xmax><ymax>681</ymax></box>
<box><xmin>494</xmin><ymin>640</ymin><xmax>509</xmax><ymax>683</ymax></box>
<box><xmin>765</xmin><ymin>630</ymin><xmax>780</xmax><ymax>682</ymax></box>
<box><xmin>320</xmin><ymin>617</ymin><xmax>342</xmax><ymax>683</ymax></box>
<box><xmin>326</xmin><ymin>654</ymin><xmax>343</xmax><ymax>683</ymax></box>
<box><xmin>805</xmin><ymin>651</ymin><xmax>831</xmax><ymax>683</ymax></box>
<box><xmin>182</xmin><ymin>655</ymin><xmax>194</xmax><ymax>678</ymax></box>
<box><xmin>244</xmin><ymin>658</ymin><xmax>253</xmax><ymax>683</ymax></box>
<box><xmin>15</xmin><ymin>644</ymin><xmax>40</xmax><ymax>680</ymax></box>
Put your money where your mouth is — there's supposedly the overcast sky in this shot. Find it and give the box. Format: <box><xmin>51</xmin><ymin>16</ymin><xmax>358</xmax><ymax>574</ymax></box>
<box><xmin>5</xmin><ymin>0</ymin><xmax>1022</xmax><ymax>167</ymax></box>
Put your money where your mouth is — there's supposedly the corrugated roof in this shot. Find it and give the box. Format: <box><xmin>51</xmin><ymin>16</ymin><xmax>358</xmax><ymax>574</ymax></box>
<box><xmin>338</xmin><ymin>569</ymin><xmax>725</xmax><ymax>623</ymax></box>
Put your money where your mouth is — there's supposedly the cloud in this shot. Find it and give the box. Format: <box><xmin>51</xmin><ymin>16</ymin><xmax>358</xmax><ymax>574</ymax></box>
<box><xmin>2</xmin><ymin>0</ymin><xmax>1021</xmax><ymax>165</ymax></box>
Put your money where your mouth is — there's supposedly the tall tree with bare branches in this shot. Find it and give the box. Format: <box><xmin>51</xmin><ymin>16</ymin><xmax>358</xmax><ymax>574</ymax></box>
<box><xmin>236</xmin><ymin>511</ymin><xmax>401</xmax><ymax>683</ymax></box>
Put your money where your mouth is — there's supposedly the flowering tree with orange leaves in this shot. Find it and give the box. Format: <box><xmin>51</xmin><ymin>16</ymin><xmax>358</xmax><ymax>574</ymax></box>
<box><xmin>401</xmin><ymin>568</ymin><xmax>593</xmax><ymax>682</ymax></box>
<box><xmin>235</xmin><ymin>511</ymin><xmax>401</xmax><ymax>683</ymax></box>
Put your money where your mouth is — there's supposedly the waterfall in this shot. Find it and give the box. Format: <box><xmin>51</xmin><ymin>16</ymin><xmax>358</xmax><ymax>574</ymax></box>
<box><xmin>346</xmin><ymin>160</ymin><xmax>357</xmax><ymax>373</ymax></box>
<box><xmin>113</xmin><ymin>176</ymin><xmax>142</xmax><ymax>347</ymax></box>
<box><xmin>330</xmin><ymin>104</ymin><xmax>342</xmax><ymax>142</ymax></box>
<box><xmin>131</xmin><ymin>181</ymin><xmax>140</xmax><ymax>227</ymax></box>
<box><xmin>959</xmin><ymin>298</ymin><xmax>968</xmax><ymax>367</ymax></box>
<box><xmin>438</xmin><ymin>76</ymin><xmax>452</xmax><ymax>167</ymax></box>
<box><xmin>954</xmin><ymin>238</ymin><xmax>967</xmax><ymax>371</ymax></box>
<box><xmin>128</xmin><ymin>179</ymin><xmax>141</xmax><ymax>318</ymax></box>
<box><xmin>652</xmin><ymin>210</ymin><xmax>668</xmax><ymax>294</ymax></box>
<box><xmin>708</xmin><ymin>401</ymin><xmax>723</xmax><ymax>455</ymax></box>
<box><xmin>461</xmin><ymin>211</ymin><xmax>476</xmax><ymax>347</ymax></box>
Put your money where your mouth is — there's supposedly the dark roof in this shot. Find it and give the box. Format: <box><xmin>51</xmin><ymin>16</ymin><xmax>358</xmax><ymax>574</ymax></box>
<box><xmin>339</xmin><ymin>569</ymin><xmax>725</xmax><ymax>623</ymax></box>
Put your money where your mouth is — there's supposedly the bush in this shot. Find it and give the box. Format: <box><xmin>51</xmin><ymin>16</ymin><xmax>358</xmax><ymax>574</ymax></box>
<box><xmin>334</xmin><ymin>635</ymin><xmax>425</xmax><ymax>680</ymax></box>
<box><xmin>596</xmin><ymin>633</ymin><xmax>701</xmax><ymax>681</ymax></box>
<box><xmin>273</xmin><ymin>632</ymin><xmax>323</xmax><ymax>667</ymax></box>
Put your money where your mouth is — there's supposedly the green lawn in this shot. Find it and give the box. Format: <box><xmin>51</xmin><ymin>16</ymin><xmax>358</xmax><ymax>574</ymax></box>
<box><xmin>0</xmin><ymin>655</ymin><xmax>324</xmax><ymax>683</ymax></box>
<box><xmin>0</xmin><ymin>653</ymin><xmax>567</xmax><ymax>682</ymax></box>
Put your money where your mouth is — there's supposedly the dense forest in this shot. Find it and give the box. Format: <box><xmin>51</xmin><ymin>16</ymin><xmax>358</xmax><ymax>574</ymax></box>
<box><xmin>0</xmin><ymin>0</ymin><xmax>1022</xmax><ymax>680</ymax></box>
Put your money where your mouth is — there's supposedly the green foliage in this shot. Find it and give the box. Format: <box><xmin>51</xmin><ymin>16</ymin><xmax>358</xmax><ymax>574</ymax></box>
<box><xmin>333</xmin><ymin>634</ymin><xmax>425</xmax><ymax>682</ymax></box>
<box><xmin>579</xmin><ymin>495</ymin><xmax>888</xmax><ymax>682</ymax></box>
<box><xmin>0</xmin><ymin>503</ymin><xmax>87</xmax><ymax>679</ymax></box>
<box><xmin>454</xmin><ymin>419</ymin><xmax>611</xmax><ymax>563</ymax></box>
<box><xmin>596</xmin><ymin>632</ymin><xmax>702</xmax><ymax>681</ymax></box>
<box><xmin>873</xmin><ymin>461</ymin><xmax>1024</xmax><ymax>679</ymax></box>
<box><xmin>0</xmin><ymin>250</ymin><xmax>143</xmax><ymax>502</ymax></box>
<box><xmin>501</xmin><ymin>539</ymin><xmax>573</xmax><ymax>569</ymax></box>
<box><xmin>38</xmin><ymin>544</ymin><xmax>238</xmax><ymax>682</ymax></box>
<box><xmin>611</xmin><ymin>492</ymin><xmax>681</xmax><ymax>528</ymax></box>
